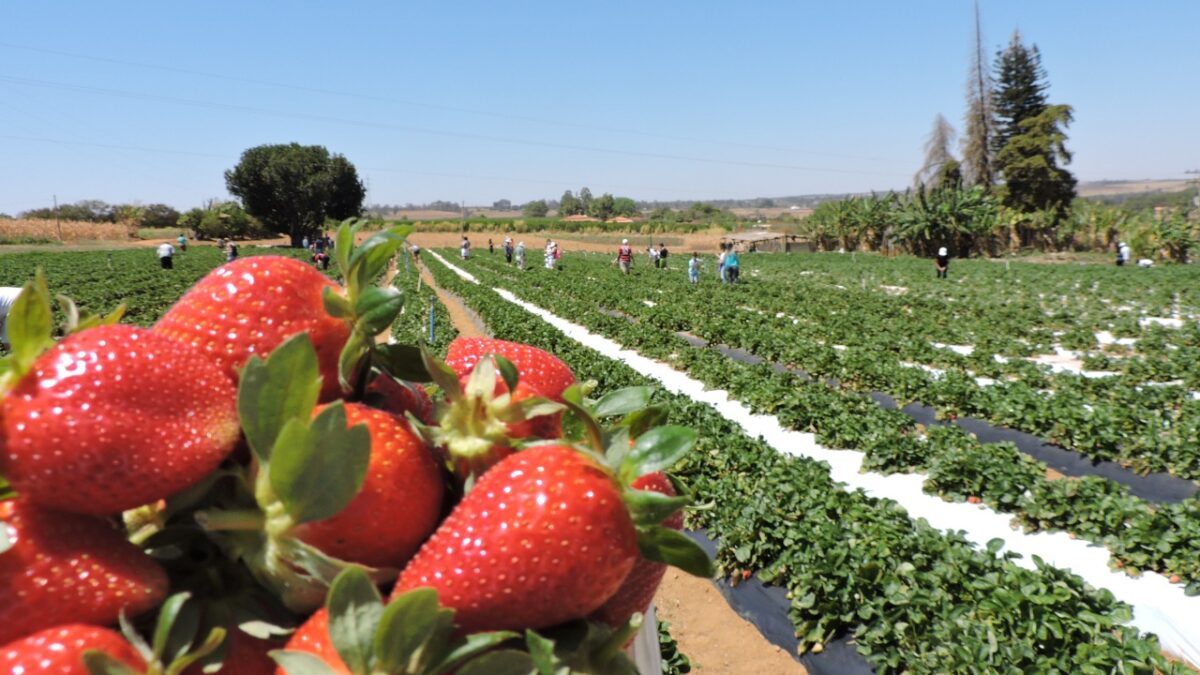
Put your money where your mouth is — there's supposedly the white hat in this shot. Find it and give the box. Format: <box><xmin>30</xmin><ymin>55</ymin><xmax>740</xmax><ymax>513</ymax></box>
<box><xmin>938</xmin><ymin>247</ymin><xmax>947</xmax><ymax>256</ymax></box>
<box><xmin>622</xmin><ymin>238</ymin><xmax>628</xmax><ymax>244</ymax></box>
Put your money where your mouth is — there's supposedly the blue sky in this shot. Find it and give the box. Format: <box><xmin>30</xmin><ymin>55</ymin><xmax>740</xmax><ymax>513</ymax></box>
<box><xmin>1</xmin><ymin>1</ymin><xmax>1197</xmax><ymax>214</ymax></box>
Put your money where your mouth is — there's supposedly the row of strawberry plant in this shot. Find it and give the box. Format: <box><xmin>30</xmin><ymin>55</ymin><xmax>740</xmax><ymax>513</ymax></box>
<box><xmin>0</xmin><ymin>246</ymin><xmax>318</xmax><ymax>329</ymax></box>
<box><xmin>421</xmin><ymin>250</ymin><xmax>1190</xmax><ymax>673</ymax></box>
<box><xmin>474</xmin><ymin>250</ymin><xmax>1200</xmax><ymax>480</ymax></box>
<box><xmin>388</xmin><ymin>251</ymin><xmax>456</xmax><ymax>355</ymax></box>
<box><xmin>447</xmin><ymin>250</ymin><xmax>1200</xmax><ymax>592</ymax></box>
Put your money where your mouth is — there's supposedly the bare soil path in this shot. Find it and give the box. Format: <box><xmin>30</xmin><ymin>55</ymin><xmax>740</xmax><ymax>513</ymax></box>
<box><xmin>414</xmin><ymin>258</ymin><xmax>489</xmax><ymax>338</ymax></box>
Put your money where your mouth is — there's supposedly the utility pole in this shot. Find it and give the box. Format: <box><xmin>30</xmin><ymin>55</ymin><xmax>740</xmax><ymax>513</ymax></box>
<box><xmin>1186</xmin><ymin>170</ymin><xmax>1200</xmax><ymax>207</ymax></box>
<box><xmin>53</xmin><ymin>194</ymin><xmax>63</xmax><ymax>241</ymax></box>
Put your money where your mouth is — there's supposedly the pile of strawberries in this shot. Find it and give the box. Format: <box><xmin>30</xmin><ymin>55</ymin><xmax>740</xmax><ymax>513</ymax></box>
<box><xmin>0</xmin><ymin>222</ymin><xmax>710</xmax><ymax>674</ymax></box>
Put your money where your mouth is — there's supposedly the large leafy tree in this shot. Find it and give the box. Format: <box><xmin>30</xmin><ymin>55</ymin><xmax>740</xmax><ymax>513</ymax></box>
<box><xmin>522</xmin><ymin>200</ymin><xmax>549</xmax><ymax>218</ymax></box>
<box><xmin>225</xmin><ymin>143</ymin><xmax>365</xmax><ymax>247</ymax></box>
<box><xmin>995</xmin><ymin>105</ymin><xmax>1077</xmax><ymax>220</ymax></box>
<box><xmin>558</xmin><ymin>190</ymin><xmax>583</xmax><ymax>216</ymax></box>
<box><xmin>961</xmin><ymin>0</ymin><xmax>994</xmax><ymax>188</ymax></box>
<box><xmin>991</xmin><ymin>31</ymin><xmax>1047</xmax><ymax>158</ymax></box>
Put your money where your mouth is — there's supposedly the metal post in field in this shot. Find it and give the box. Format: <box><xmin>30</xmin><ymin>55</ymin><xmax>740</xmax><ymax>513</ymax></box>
<box><xmin>428</xmin><ymin>303</ymin><xmax>435</xmax><ymax>345</ymax></box>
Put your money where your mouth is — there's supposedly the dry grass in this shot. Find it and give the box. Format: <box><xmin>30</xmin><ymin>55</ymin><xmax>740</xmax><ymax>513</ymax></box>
<box><xmin>0</xmin><ymin>219</ymin><xmax>132</xmax><ymax>243</ymax></box>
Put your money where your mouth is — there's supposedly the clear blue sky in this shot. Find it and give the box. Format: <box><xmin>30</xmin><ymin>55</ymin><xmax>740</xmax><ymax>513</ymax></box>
<box><xmin>1</xmin><ymin>1</ymin><xmax>1197</xmax><ymax>214</ymax></box>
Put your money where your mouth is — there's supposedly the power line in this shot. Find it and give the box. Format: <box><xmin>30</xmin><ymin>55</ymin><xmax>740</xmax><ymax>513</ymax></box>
<box><xmin>0</xmin><ymin>40</ymin><xmax>892</xmax><ymax>163</ymax></box>
<box><xmin>0</xmin><ymin>75</ymin><xmax>908</xmax><ymax>177</ymax></box>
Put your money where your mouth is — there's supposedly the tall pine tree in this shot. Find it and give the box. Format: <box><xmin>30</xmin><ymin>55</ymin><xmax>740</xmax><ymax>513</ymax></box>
<box><xmin>991</xmin><ymin>31</ymin><xmax>1047</xmax><ymax>158</ymax></box>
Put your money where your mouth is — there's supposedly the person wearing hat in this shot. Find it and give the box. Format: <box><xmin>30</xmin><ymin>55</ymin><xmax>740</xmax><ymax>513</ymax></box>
<box><xmin>616</xmin><ymin>238</ymin><xmax>633</xmax><ymax>275</ymax></box>
<box><xmin>935</xmin><ymin>247</ymin><xmax>950</xmax><ymax>279</ymax></box>
<box><xmin>1116</xmin><ymin>241</ymin><xmax>1131</xmax><ymax>267</ymax></box>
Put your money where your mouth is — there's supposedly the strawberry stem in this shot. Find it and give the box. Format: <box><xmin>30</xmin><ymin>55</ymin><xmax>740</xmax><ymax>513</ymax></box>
<box><xmin>195</xmin><ymin>509</ymin><xmax>266</xmax><ymax>532</ymax></box>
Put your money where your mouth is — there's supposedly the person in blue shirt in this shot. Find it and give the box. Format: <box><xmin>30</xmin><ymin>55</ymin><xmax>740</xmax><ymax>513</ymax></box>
<box><xmin>687</xmin><ymin>252</ymin><xmax>700</xmax><ymax>284</ymax></box>
<box><xmin>724</xmin><ymin>248</ymin><xmax>740</xmax><ymax>283</ymax></box>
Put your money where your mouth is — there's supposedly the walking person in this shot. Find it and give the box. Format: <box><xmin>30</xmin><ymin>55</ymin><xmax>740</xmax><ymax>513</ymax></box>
<box><xmin>226</xmin><ymin>242</ymin><xmax>238</xmax><ymax>263</ymax></box>
<box><xmin>724</xmin><ymin>247</ymin><xmax>740</xmax><ymax>284</ymax></box>
<box><xmin>515</xmin><ymin>241</ymin><xmax>526</xmax><ymax>269</ymax></box>
<box><xmin>460</xmin><ymin>235</ymin><xmax>471</xmax><ymax>260</ymax></box>
<box><xmin>617</xmin><ymin>238</ymin><xmax>633</xmax><ymax>275</ymax></box>
<box><xmin>503</xmin><ymin>236</ymin><xmax>514</xmax><ymax>264</ymax></box>
<box><xmin>0</xmin><ymin>286</ymin><xmax>24</xmax><ymax>348</ymax></box>
<box><xmin>488</xmin><ymin>238</ymin><xmax>495</xmax><ymax>255</ymax></box>
<box><xmin>688</xmin><ymin>252</ymin><xmax>700</xmax><ymax>284</ymax></box>
<box><xmin>177</xmin><ymin>233</ymin><xmax>188</xmax><ymax>253</ymax></box>
<box><xmin>717</xmin><ymin>244</ymin><xmax>728</xmax><ymax>283</ymax></box>
<box><xmin>935</xmin><ymin>247</ymin><xmax>950</xmax><ymax>279</ymax></box>
<box><xmin>157</xmin><ymin>241</ymin><xmax>176</xmax><ymax>269</ymax></box>
<box><xmin>544</xmin><ymin>239</ymin><xmax>557</xmax><ymax>270</ymax></box>
<box><xmin>657</xmin><ymin>243</ymin><xmax>669</xmax><ymax>269</ymax></box>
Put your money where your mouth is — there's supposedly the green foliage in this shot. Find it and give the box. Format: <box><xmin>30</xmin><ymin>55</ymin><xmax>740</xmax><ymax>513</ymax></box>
<box><xmin>559</xmin><ymin>190</ymin><xmax>583</xmax><ymax>217</ymax></box>
<box><xmin>1152</xmin><ymin>208</ymin><xmax>1199</xmax><ymax>263</ymax></box>
<box><xmin>992</xmin><ymin>31</ymin><xmax>1048</xmax><ymax>156</ymax></box>
<box><xmin>225</xmin><ymin>143</ymin><xmax>365</xmax><ymax>247</ymax></box>
<box><xmin>522</xmin><ymin>200</ymin><xmax>549</xmax><ymax>218</ymax></box>
<box><xmin>995</xmin><ymin>105</ymin><xmax>1078</xmax><ymax>223</ymax></box>
<box><xmin>588</xmin><ymin>193</ymin><xmax>616</xmax><ymax>221</ymax></box>
<box><xmin>178</xmin><ymin>201</ymin><xmax>265</xmax><ymax>240</ymax></box>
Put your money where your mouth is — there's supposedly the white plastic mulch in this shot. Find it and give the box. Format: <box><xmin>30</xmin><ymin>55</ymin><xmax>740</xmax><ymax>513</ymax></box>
<box><xmin>426</xmin><ymin>251</ymin><xmax>1200</xmax><ymax>665</ymax></box>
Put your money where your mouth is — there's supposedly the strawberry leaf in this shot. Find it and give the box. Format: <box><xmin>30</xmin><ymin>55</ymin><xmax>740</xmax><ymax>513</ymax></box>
<box><xmin>337</xmin><ymin>331</ymin><xmax>371</xmax><ymax>393</ymax></box>
<box><xmin>333</xmin><ymin>220</ymin><xmax>355</xmax><ymax>277</ymax></box>
<box><xmin>637</xmin><ymin>526</ymin><xmax>713</xmax><ymax>577</ymax></box>
<box><xmin>0</xmin><ymin>475</ymin><xmax>14</xmax><ymax>501</ymax></box>
<box><xmin>348</xmin><ymin>226</ymin><xmax>411</xmax><ymax>287</ymax></box>
<box><xmin>621</xmin><ymin>426</ymin><xmax>696</xmax><ymax>483</ymax></box>
<box><xmin>434</xmin><ymin>631</ymin><xmax>522</xmax><ymax>675</ymax></box>
<box><xmin>592</xmin><ymin>386</ymin><xmax>654</xmax><ymax>418</ymax></box>
<box><xmin>8</xmin><ymin>272</ymin><xmax>54</xmax><ymax>379</ymax></box>
<box><xmin>623</xmin><ymin>488</ymin><xmax>691</xmax><ymax>526</ymax></box>
<box><xmin>327</xmin><ymin>567</ymin><xmax>384</xmax><ymax>674</ymax></box>
<box><xmin>322</xmin><ymin>287</ymin><xmax>353</xmax><ymax>319</ymax></box>
<box><xmin>455</xmin><ymin>650</ymin><xmax>536</xmax><ymax>675</ymax></box>
<box><xmin>494</xmin><ymin>355</ymin><xmax>520</xmax><ymax>393</ymax></box>
<box><xmin>373</xmin><ymin>344</ymin><xmax>433</xmax><ymax>382</ymax></box>
<box><xmin>238</xmin><ymin>334</ymin><xmax>321</xmax><ymax>463</ymax></box>
<box><xmin>354</xmin><ymin>285</ymin><xmax>405</xmax><ymax>336</ymax></box>
<box><xmin>269</xmin><ymin>651</ymin><xmax>339</xmax><ymax>675</ymax></box>
<box><xmin>421</xmin><ymin>347</ymin><xmax>461</xmax><ymax>398</ymax></box>
<box><xmin>525</xmin><ymin>630</ymin><xmax>557</xmax><ymax>674</ymax></box>
<box><xmin>269</xmin><ymin>403</ymin><xmax>371</xmax><ymax>525</ymax></box>
<box><xmin>373</xmin><ymin>587</ymin><xmax>442</xmax><ymax>672</ymax></box>
<box><xmin>152</xmin><ymin>592</ymin><xmax>197</xmax><ymax>664</ymax></box>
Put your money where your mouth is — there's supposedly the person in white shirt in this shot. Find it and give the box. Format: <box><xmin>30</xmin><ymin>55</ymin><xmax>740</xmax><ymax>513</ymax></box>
<box><xmin>0</xmin><ymin>286</ymin><xmax>23</xmax><ymax>348</ymax></box>
<box><xmin>157</xmin><ymin>242</ymin><xmax>176</xmax><ymax>269</ymax></box>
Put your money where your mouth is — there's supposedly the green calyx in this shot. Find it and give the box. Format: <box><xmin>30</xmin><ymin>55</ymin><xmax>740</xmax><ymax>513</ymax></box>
<box><xmin>271</xmin><ymin>567</ymin><xmax>517</xmax><ymax>675</ymax></box>
<box><xmin>323</xmin><ymin>218</ymin><xmax>418</xmax><ymax>394</ymax></box>
<box><xmin>420</xmin><ymin>351</ymin><xmax>564</xmax><ymax>483</ymax></box>
<box><xmin>83</xmin><ymin>592</ymin><xmax>226</xmax><ymax>675</ymax></box>
<box><xmin>199</xmin><ymin>334</ymin><xmax>385</xmax><ymax>613</ymax></box>
<box><xmin>558</xmin><ymin>383</ymin><xmax>715</xmax><ymax>580</ymax></box>
<box><xmin>0</xmin><ymin>269</ymin><xmax>124</xmax><ymax>393</ymax></box>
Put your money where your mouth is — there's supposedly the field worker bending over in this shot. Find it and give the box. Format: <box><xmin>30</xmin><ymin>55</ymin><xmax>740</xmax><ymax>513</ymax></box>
<box><xmin>936</xmin><ymin>247</ymin><xmax>950</xmax><ymax>279</ymax></box>
<box><xmin>157</xmin><ymin>242</ymin><xmax>176</xmax><ymax>269</ymax></box>
<box><xmin>617</xmin><ymin>239</ymin><xmax>633</xmax><ymax>274</ymax></box>
<box><xmin>0</xmin><ymin>286</ymin><xmax>23</xmax><ymax>348</ymax></box>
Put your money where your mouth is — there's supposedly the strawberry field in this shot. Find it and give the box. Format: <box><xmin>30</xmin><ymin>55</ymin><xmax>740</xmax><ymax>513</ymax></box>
<box><xmin>2</xmin><ymin>238</ymin><xmax>1198</xmax><ymax>673</ymax></box>
<box><xmin>422</xmin><ymin>246</ymin><xmax>1200</xmax><ymax>671</ymax></box>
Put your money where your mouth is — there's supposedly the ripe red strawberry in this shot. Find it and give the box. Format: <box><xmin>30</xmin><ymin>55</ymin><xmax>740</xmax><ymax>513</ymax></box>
<box><xmin>0</xmin><ymin>625</ymin><xmax>145</xmax><ymax>674</ymax></box>
<box><xmin>0</xmin><ymin>500</ymin><xmax>168</xmax><ymax>644</ymax></box>
<box><xmin>154</xmin><ymin>256</ymin><xmax>351</xmax><ymax>401</ymax></box>
<box><xmin>274</xmin><ymin>608</ymin><xmax>347</xmax><ymax>674</ymax></box>
<box><xmin>0</xmin><ymin>324</ymin><xmax>240</xmax><ymax>515</ymax></box>
<box><xmin>291</xmin><ymin>403</ymin><xmax>444</xmax><ymax>568</ymax></box>
<box><xmin>445</xmin><ymin>337</ymin><xmax>575</xmax><ymax>438</ymax></box>
<box><xmin>391</xmin><ymin>444</ymin><xmax>638</xmax><ymax>633</ymax></box>
<box><xmin>433</xmin><ymin>338</ymin><xmax>576</xmax><ymax>480</ymax></box>
<box><xmin>590</xmin><ymin>472</ymin><xmax>682</xmax><ymax>628</ymax></box>
<box><xmin>366</xmin><ymin>375</ymin><xmax>434</xmax><ymax>424</ymax></box>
